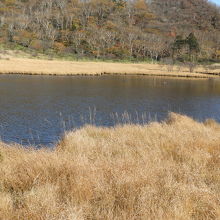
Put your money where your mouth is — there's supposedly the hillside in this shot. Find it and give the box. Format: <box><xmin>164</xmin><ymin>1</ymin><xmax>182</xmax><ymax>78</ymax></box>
<box><xmin>150</xmin><ymin>0</ymin><xmax>220</xmax><ymax>31</ymax></box>
<box><xmin>0</xmin><ymin>0</ymin><xmax>219</xmax><ymax>62</ymax></box>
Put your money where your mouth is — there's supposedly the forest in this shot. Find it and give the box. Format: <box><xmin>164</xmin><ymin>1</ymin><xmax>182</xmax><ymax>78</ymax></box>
<box><xmin>0</xmin><ymin>0</ymin><xmax>219</xmax><ymax>62</ymax></box>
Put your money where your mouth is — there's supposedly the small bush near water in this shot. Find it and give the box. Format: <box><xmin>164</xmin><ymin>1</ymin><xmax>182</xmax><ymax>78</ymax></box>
<box><xmin>0</xmin><ymin>113</ymin><xmax>220</xmax><ymax>220</ymax></box>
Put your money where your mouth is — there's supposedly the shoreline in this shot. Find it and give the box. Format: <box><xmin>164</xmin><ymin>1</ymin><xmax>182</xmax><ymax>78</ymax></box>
<box><xmin>1</xmin><ymin>71</ymin><xmax>217</xmax><ymax>79</ymax></box>
<box><xmin>0</xmin><ymin>57</ymin><xmax>219</xmax><ymax>78</ymax></box>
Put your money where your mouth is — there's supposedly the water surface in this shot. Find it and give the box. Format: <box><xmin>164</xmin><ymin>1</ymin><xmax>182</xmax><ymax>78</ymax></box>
<box><xmin>0</xmin><ymin>75</ymin><xmax>220</xmax><ymax>146</ymax></box>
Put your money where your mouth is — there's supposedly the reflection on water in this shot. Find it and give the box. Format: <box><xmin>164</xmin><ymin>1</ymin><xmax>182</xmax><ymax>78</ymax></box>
<box><xmin>0</xmin><ymin>75</ymin><xmax>220</xmax><ymax>146</ymax></box>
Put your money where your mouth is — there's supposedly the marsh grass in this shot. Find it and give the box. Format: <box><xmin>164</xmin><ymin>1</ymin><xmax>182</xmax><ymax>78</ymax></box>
<box><xmin>0</xmin><ymin>44</ymin><xmax>219</xmax><ymax>77</ymax></box>
<box><xmin>0</xmin><ymin>49</ymin><xmax>219</xmax><ymax>77</ymax></box>
<box><xmin>0</xmin><ymin>113</ymin><xmax>220</xmax><ymax>219</ymax></box>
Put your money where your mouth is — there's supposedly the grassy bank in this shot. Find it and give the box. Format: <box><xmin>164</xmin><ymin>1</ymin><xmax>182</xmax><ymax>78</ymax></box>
<box><xmin>0</xmin><ymin>113</ymin><xmax>220</xmax><ymax>219</ymax></box>
<box><xmin>0</xmin><ymin>57</ymin><xmax>219</xmax><ymax>78</ymax></box>
<box><xmin>0</xmin><ymin>49</ymin><xmax>219</xmax><ymax>78</ymax></box>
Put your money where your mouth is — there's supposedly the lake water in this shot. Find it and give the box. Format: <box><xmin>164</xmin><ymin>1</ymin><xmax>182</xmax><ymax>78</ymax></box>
<box><xmin>0</xmin><ymin>75</ymin><xmax>220</xmax><ymax>146</ymax></box>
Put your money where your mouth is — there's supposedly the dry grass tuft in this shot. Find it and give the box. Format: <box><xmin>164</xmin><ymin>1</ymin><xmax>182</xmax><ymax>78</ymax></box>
<box><xmin>0</xmin><ymin>113</ymin><xmax>220</xmax><ymax>219</ymax></box>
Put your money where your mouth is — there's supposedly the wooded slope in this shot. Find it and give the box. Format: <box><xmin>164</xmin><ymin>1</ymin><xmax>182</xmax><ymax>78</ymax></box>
<box><xmin>0</xmin><ymin>0</ymin><xmax>219</xmax><ymax>61</ymax></box>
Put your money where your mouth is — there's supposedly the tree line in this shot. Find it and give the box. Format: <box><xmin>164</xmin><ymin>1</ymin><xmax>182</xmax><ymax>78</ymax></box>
<box><xmin>0</xmin><ymin>0</ymin><xmax>219</xmax><ymax>62</ymax></box>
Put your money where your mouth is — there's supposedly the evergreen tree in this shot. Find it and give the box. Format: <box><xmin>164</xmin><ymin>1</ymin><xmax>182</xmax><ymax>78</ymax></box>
<box><xmin>173</xmin><ymin>35</ymin><xmax>186</xmax><ymax>50</ymax></box>
<box><xmin>186</xmin><ymin>33</ymin><xmax>199</xmax><ymax>53</ymax></box>
<box><xmin>186</xmin><ymin>33</ymin><xmax>199</xmax><ymax>61</ymax></box>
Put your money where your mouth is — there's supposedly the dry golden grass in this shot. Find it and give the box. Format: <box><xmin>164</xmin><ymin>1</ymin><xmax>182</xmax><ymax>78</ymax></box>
<box><xmin>0</xmin><ymin>113</ymin><xmax>220</xmax><ymax>219</ymax></box>
<box><xmin>0</xmin><ymin>55</ymin><xmax>219</xmax><ymax>78</ymax></box>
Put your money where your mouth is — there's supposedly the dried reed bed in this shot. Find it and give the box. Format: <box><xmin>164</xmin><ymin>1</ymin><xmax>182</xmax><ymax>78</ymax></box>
<box><xmin>0</xmin><ymin>113</ymin><xmax>220</xmax><ymax>220</ymax></box>
<box><xmin>0</xmin><ymin>57</ymin><xmax>219</xmax><ymax>78</ymax></box>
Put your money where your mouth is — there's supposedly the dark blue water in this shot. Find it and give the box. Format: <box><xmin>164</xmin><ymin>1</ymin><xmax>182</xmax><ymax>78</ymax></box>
<box><xmin>0</xmin><ymin>75</ymin><xmax>220</xmax><ymax>146</ymax></box>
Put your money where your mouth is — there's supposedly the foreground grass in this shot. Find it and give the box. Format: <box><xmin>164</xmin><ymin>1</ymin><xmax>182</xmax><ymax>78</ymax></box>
<box><xmin>0</xmin><ymin>113</ymin><xmax>220</xmax><ymax>220</ymax></box>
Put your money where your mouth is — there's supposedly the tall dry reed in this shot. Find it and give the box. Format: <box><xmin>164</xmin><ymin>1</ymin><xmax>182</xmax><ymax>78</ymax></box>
<box><xmin>0</xmin><ymin>113</ymin><xmax>220</xmax><ymax>220</ymax></box>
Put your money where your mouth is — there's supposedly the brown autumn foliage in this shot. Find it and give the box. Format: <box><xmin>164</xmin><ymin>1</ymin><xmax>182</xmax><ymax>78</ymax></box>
<box><xmin>0</xmin><ymin>0</ymin><xmax>219</xmax><ymax>61</ymax></box>
<box><xmin>0</xmin><ymin>113</ymin><xmax>220</xmax><ymax>219</ymax></box>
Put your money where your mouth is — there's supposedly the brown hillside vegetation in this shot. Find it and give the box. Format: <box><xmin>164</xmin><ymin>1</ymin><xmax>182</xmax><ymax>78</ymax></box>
<box><xmin>0</xmin><ymin>0</ymin><xmax>219</xmax><ymax>61</ymax></box>
<box><xmin>0</xmin><ymin>113</ymin><xmax>220</xmax><ymax>219</ymax></box>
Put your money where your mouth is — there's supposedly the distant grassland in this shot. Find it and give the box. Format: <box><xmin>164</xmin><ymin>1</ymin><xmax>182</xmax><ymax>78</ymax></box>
<box><xmin>0</xmin><ymin>57</ymin><xmax>219</xmax><ymax>78</ymax></box>
<box><xmin>0</xmin><ymin>113</ymin><xmax>220</xmax><ymax>219</ymax></box>
<box><xmin>0</xmin><ymin>49</ymin><xmax>219</xmax><ymax>77</ymax></box>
